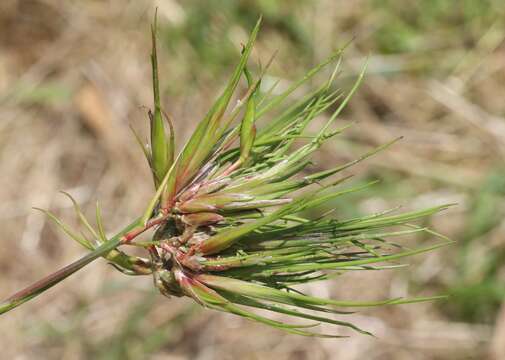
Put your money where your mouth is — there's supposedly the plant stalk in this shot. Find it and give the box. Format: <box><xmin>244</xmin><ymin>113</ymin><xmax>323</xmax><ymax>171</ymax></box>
<box><xmin>0</xmin><ymin>215</ymin><xmax>167</xmax><ymax>315</ymax></box>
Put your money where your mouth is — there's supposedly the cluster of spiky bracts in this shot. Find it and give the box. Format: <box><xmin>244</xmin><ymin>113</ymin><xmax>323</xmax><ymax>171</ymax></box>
<box><xmin>0</xmin><ymin>16</ymin><xmax>451</xmax><ymax>337</ymax></box>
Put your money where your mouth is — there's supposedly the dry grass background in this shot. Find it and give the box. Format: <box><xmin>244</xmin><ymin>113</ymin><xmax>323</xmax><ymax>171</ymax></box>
<box><xmin>1</xmin><ymin>0</ymin><xmax>505</xmax><ymax>359</ymax></box>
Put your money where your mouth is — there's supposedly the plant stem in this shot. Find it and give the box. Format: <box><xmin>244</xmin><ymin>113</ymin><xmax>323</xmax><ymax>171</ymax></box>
<box><xmin>0</xmin><ymin>215</ymin><xmax>167</xmax><ymax>315</ymax></box>
<box><xmin>0</xmin><ymin>235</ymin><xmax>123</xmax><ymax>315</ymax></box>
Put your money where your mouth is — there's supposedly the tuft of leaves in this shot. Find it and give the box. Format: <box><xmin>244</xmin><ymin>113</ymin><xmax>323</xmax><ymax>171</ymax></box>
<box><xmin>0</xmin><ymin>15</ymin><xmax>452</xmax><ymax>337</ymax></box>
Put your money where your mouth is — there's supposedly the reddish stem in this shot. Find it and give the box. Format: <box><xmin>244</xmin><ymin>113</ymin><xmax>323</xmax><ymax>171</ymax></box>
<box><xmin>122</xmin><ymin>215</ymin><xmax>168</xmax><ymax>243</ymax></box>
<box><xmin>1</xmin><ymin>214</ymin><xmax>170</xmax><ymax>315</ymax></box>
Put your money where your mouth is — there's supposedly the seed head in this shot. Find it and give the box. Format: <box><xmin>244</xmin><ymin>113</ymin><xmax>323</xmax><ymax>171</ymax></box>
<box><xmin>0</xmin><ymin>15</ymin><xmax>452</xmax><ymax>338</ymax></box>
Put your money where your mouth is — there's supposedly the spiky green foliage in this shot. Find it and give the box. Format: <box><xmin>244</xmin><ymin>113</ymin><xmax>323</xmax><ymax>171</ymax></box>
<box><xmin>0</xmin><ymin>16</ymin><xmax>451</xmax><ymax>337</ymax></box>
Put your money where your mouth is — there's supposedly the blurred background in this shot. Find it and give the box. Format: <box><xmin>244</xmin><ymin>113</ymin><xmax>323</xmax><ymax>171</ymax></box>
<box><xmin>1</xmin><ymin>0</ymin><xmax>505</xmax><ymax>359</ymax></box>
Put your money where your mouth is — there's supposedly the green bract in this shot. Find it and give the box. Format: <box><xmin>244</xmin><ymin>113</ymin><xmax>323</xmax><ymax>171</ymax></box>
<box><xmin>0</xmin><ymin>16</ymin><xmax>451</xmax><ymax>338</ymax></box>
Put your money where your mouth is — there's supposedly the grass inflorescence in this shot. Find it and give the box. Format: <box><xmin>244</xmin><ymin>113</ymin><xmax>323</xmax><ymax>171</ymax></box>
<box><xmin>0</xmin><ymin>15</ymin><xmax>452</xmax><ymax>338</ymax></box>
